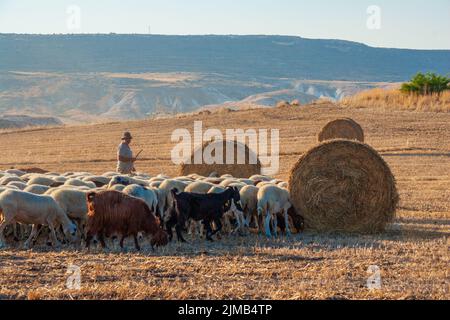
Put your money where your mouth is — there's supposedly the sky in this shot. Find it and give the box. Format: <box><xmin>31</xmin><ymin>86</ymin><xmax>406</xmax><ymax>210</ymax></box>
<box><xmin>0</xmin><ymin>0</ymin><xmax>449</xmax><ymax>49</ymax></box>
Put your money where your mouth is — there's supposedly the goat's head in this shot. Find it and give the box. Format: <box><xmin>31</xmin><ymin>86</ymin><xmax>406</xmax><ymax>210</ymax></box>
<box><xmin>227</xmin><ymin>186</ymin><xmax>243</xmax><ymax>212</ymax></box>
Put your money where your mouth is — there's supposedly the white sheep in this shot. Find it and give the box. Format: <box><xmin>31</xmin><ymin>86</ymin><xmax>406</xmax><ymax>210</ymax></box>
<box><xmin>47</xmin><ymin>188</ymin><xmax>89</xmax><ymax>238</ymax></box>
<box><xmin>5</xmin><ymin>169</ymin><xmax>26</xmax><ymax>176</ymax></box>
<box><xmin>109</xmin><ymin>184</ymin><xmax>126</xmax><ymax>192</ymax></box>
<box><xmin>149</xmin><ymin>181</ymin><xmax>163</xmax><ymax>189</ymax></box>
<box><xmin>82</xmin><ymin>175</ymin><xmax>111</xmax><ymax>187</ymax></box>
<box><xmin>123</xmin><ymin>184</ymin><xmax>159</xmax><ymax>214</ymax></box>
<box><xmin>257</xmin><ymin>185</ymin><xmax>292</xmax><ymax>238</ymax></box>
<box><xmin>7</xmin><ymin>181</ymin><xmax>27</xmax><ymax>190</ymax></box>
<box><xmin>107</xmin><ymin>175</ymin><xmax>147</xmax><ymax>189</ymax></box>
<box><xmin>26</xmin><ymin>175</ymin><xmax>56</xmax><ymax>187</ymax></box>
<box><xmin>239</xmin><ymin>185</ymin><xmax>259</xmax><ymax>228</ymax></box>
<box><xmin>0</xmin><ymin>190</ymin><xmax>77</xmax><ymax>248</ymax></box>
<box><xmin>24</xmin><ymin>184</ymin><xmax>51</xmax><ymax>195</ymax></box>
<box><xmin>158</xmin><ymin>179</ymin><xmax>188</xmax><ymax>218</ymax></box>
<box><xmin>185</xmin><ymin>181</ymin><xmax>215</xmax><ymax>194</ymax></box>
<box><xmin>64</xmin><ymin>178</ymin><xmax>96</xmax><ymax>189</ymax></box>
<box><xmin>0</xmin><ymin>175</ymin><xmax>24</xmax><ymax>186</ymax></box>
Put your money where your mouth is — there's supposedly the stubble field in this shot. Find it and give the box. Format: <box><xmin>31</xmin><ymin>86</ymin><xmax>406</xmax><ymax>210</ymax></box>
<box><xmin>0</xmin><ymin>103</ymin><xmax>449</xmax><ymax>299</ymax></box>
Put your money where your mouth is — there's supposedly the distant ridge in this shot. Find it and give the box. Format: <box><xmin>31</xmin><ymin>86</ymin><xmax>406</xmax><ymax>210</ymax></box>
<box><xmin>1</xmin><ymin>34</ymin><xmax>449</xmax><ymax>81</ymax></box>
<box><xmin>0</xmin><ymin>115</ymin><xmax>62</xmax><ymax>130</ymax></box>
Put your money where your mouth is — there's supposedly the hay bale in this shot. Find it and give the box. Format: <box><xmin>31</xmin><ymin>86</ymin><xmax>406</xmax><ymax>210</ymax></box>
<box><xmin>289</xmin><ymin>140</ymin><xmax>398</xmax><ymax>233</ymax></box>
<box><xmin>180</xmin><ymin>140</ymin><xmax>261</xmax><ymax>178</ymax></box>
<box><xmin>318</xmin><ymin>118</ymin><xmax>364</xmax><ymax>142</ymax></box>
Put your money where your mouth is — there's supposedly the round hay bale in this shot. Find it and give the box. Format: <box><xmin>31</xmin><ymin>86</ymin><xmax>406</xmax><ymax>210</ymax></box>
<box><xmin>318</xmin><ymin>118</ymin><xmax>364</xmax><ymax>142</ymax></box>
<box><xmin>180</xmin><ymin>140</ymin><xmax>261</xmax><ymax>178</ymax></box>
<box><xmin>289</xmin><ymin>140</ymin><xmax>398</xmax><ymax>233</ymax></box>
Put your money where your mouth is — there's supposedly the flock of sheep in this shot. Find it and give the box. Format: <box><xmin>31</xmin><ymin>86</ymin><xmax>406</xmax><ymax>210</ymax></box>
<box><xmin>0</xmin><ymin>168</ymin><xmax>304</xmax><ymax>250</ymax></box>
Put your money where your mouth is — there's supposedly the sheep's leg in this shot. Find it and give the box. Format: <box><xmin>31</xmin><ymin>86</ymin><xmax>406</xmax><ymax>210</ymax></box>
<box><xmin>253</xmin><ymin>213</ymin><xmax>260</xmax><ymax>233</ymax></box>
<box><xmin>119</xmin><ymin>236</ymin><xmax>126</xmax><ymax>249</ymax></box>
<box><xmin>85</xmin><ymin>233</ymin><xmax>93</xmax><ymax>249</ymax></box>
<box><xmin>48</xmin><ymin>221</ymin><xmax>60</xmax><ymax>248</ymax></box>
<box><xmin>133</xmin><ymin>234</ymin><xmax>141</xmax><ymax>251</ymax></box>
<box><xmin>204</xmin><ymin>220</ymin><xmax>214</xmax><ymax>242</ymax></box>
<box><xmin>212</xmin><ymin>218</ymin><xmax>222</xmax><ymax>237</ymax></box>
<box><xmin>24</xmin><ymin>224</ymin><xmax>39</xmax><ymax>249</ymax></box>
<box><xmin>264</xmin><ymin>210</ymin><xmax>272</xmax><ymax>238</ymax></box>
<box><xmin>175</xmin><ymin>224</ymin><xmax>187</xmax><ymax>243</ymax></box>
<box><xmin>271</xmin><ymin>213</ymin><xmax>278</xmax><ymax>238</ymax></box>
<box><xmin>284</xmin><ymin>209</ymin><xmax>292</xmax><ymax>237</ymax></box>
<box><xmin>232</xmin><ymin>210</ymin><xmax>241</xmax><ymax>234</ymax></box>
<box><xmin>0</xmin><ymin>215</ymin><xmax>14</xmax><ymax>248</ymax></box>
<box><xmin>13</xmin><ymin>223</ymin><xmax>19</xmax><ymax>241</ymax></box>
<box><xmin>98</xmin><ymin>233</ymin><xmax>107</xmax><ymax>249</ymax></box>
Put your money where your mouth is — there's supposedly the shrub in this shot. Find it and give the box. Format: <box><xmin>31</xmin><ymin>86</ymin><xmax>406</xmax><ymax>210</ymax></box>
<box><xmin>401</xmin><ymin>72</ymin><xmax>450</xmax><ymax>95</ymax></box>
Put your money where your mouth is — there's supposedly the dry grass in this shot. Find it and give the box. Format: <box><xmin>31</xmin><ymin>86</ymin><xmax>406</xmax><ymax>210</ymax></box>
<box><xmin>0</xmin><ymin>103</ymin><xmax>449</xmax><ymax>300</ymax></box>
<box><xmin>341</xmin><ymin>88</ymin><xmax>450</xmax><ymax>112</ymax></box>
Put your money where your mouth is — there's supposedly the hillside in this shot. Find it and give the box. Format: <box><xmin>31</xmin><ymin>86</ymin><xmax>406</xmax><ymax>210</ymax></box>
<box><xmin>1</xmin><ymin>34</ymin><xmax>448</xmax><ymax>124</ymax></box>
<box><xmin>0</xmin><ymin>114</ymin><xmax>62</xmax><ymax>130</ymax></box>
<box><xmin>2</xmin><ymin>34</ymin><xmax>450</xmax><ymax>81</ymax></box>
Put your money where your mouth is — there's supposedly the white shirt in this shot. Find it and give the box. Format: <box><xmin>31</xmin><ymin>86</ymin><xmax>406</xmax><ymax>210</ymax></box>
<box><xmin>116</xmin><ymin>142</ymin><xmax>133</xmax><ymax>174</ymax></box>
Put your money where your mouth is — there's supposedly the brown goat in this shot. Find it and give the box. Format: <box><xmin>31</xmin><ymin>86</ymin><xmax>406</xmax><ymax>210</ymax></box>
<box><xmin>85</xmin><ymin>190</ymin><xmax>168</xmax><ymax>251</ymax></box>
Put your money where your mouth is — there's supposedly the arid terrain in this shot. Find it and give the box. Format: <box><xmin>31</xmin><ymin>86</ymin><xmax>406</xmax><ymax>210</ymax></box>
<box><xmin>0</xmin><ymin>102</ymin><xmax>449</xmax><ymax>299</ymax></box>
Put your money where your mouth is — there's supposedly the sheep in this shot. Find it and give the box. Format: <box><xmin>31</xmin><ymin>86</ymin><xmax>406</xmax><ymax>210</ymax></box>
<box><xmin>122</xmin><ymin>184</ymin><xmax>159</xmax><ymax>214</ymax></box>
<box><xmin>149</xmin><ymin>181</ymin><xmax>163</xmax><ymax>189</ymax></box>
<box><xmin>109</xmin><ymin>184</ymin><xmax>126</xmax><ymax>192</ymax></box>
<box><xmin>257</xmin><ymin>185</ymin><xmax>292</xmax><ymax>238</ymax></box>
<box><xmin>107</xmin><ymin>175</ymin><xmax>147</xmax><ymax>189</ymax></box>
<box><xmin>237</xmin><ymin>178</ymin><xmax>254</xmax><ymax>186</ymax></box>
<box><xmin>85</xmin><ymin>191</ymin><xmax>168</xmax><ymax>251</ymax></box>
<box><xmin>23</xmin><ymin>184</ymin><xmax>51</xmax><ymax>195</ymax></box>
<box><xmin>47</xmin><ymin>188</ymin><xmax>89</xmax><ymax>238</ymax></box>
<box><xmin>208</xmin><ymin>185</ymin><xmax>225</xmax><ymax>194</ymax></box>
<box><xmin>0</xmin><ymin>190</ymin><xmax>77</xmax><ymax>248</ymax></box>
<box><xmin>219</xmin><ymin>178</ymin><xmax>241</xmax><ymax>188</ymax></box>
<box><xmin>239</xmin><ymin>185</ymin><xmax>259</xmax><ymax>229</ymax></box>
<box><xmin>26</xmin><ymin>175</ymin><xmax>56</xmax><ymax>187</ymax></box>
<box><xmin>249</xmin><ymin>175</ymin><xmax>273</xmax><ymax>184</ymax></box>
<box><xmin>0</xmin><ymin>175</ymin><xmax>24</xmax><ymax>186</ymax></box>
<box><xmin>201</xmin><ymin>177</ymin><xmax>225</xmax><ymax>185</ymax></box>
<box><xmin>7</xmin><ymin>181</ymin><xmax>27</xmax><ymax>190</ymax></box>
<box><xmin>5</xmin><ymin>169</ymin><xmax>26</xmax><ymax>177</ymax></box>
<box><xmin>64</xmin><ymin>178</ymin><xmax>96</xmax><ymax>189</ymax></box>
<box><xmin>277</xmin><ymin>182</ymin><xmax>288</xmax><ymax>189</ymax></box>
<box><xmin>102</xmin><ymin>172</ymin><xmax>121</xmax><ymax>178</ymax></box>
<box><xmin>82</xmin><ymin>175</ymin><xmax>111</xmax><ymax>188</ymax></box>
<box><xmin>185</xmin><ymin>181</ymin><xmax>215</xmax><ymax>194</ymax></box>
<box><xmin>157</xmin><ymin>179</ymin><xmax>188</xmax><ymax>218</ymax></box>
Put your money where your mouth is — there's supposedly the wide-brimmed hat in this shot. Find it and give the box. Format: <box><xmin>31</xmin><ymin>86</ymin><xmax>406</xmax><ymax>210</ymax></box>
<box><xmin>121</xmin><ymin>131</ymin><xmax>133</xmax><ymax>140</ymax></box>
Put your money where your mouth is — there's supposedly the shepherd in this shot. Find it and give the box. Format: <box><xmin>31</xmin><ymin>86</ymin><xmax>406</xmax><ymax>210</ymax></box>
<box><xmin>117</xmin><ymin>131</ymin><xmax>142</xmax><ymax>175</ymax></box>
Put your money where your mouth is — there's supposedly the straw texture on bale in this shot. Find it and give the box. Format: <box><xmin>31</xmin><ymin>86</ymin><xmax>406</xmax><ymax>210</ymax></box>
<box><xmin>180</xmin><ymin>140</ymin><xmax>261</xmax><ymax>178</ymax></box>
<box><xmin>289</xmin><ymin>140</ymin><xmax>398</xmax><ymax>233</ymax></box>
<box><xmin>318</xmin><ymin>118</ymin><xmax>365</xmax><ymax>142</ymax></box>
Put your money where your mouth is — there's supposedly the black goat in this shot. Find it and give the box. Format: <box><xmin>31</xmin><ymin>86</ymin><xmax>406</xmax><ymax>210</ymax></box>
<box><xmin>165</xmin><ymin>187</ymin><xmax>243</xmax><ymax>242</ymax></box>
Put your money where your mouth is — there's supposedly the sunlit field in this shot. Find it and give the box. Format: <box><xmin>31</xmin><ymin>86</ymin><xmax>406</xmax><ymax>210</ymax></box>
<box><xmin>0</xmin><ymin>103</ymin><xmax>449</xmax><ymax>300</ymax></box>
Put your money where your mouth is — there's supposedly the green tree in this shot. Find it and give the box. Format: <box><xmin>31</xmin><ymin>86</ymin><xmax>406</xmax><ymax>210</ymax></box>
<box><xmin>401</xmin><ymin>72</ymin><xmax>450</xmax><ymax>95</ymax></box>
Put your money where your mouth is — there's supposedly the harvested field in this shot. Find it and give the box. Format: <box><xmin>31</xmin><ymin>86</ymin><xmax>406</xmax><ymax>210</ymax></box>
<box><xmin>0</xmin><ymin>103</ymin><xmax>449</xmax><ymax>299</ymax></box>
